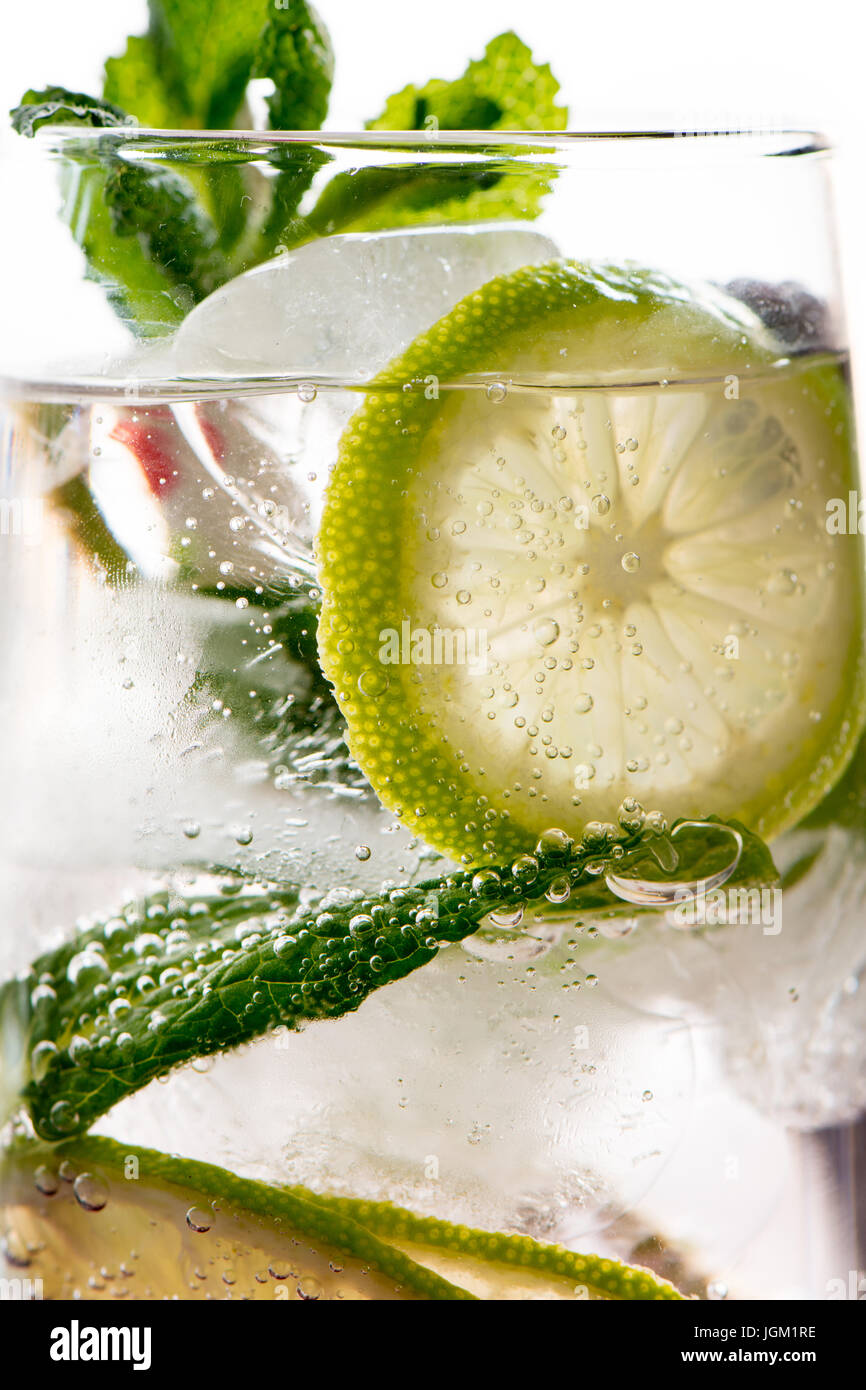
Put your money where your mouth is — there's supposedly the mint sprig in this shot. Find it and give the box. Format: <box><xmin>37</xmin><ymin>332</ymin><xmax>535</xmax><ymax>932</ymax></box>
<box><xmin>11</xmin><ymin>24</ymin><xmax>568</xmax><ymax>336</ymax></box>
<box><xmin>5</xmin><ymin>818</ymin><xmax>775</xmax><ymax>1141</ymax></box>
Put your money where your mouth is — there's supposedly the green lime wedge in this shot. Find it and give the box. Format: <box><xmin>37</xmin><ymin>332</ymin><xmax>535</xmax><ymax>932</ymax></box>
<box><xmin>318</xmin><ymin>262</ymin><xmax>865</xmax><ymax>863</ymax></box>
<box><xmin>1</xmin><ymin>1137</ymin><xmax>683</xmax><ymax>1300</ymax></box>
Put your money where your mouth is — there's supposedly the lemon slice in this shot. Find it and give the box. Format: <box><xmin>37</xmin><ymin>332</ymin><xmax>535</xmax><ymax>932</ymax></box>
<box><xmin>1</xmin><ymin>1138</ymin><xmax>682</xmax><ymax>1300</ymax></box>
<box><xmin>318</xmin><ymin>262</ymin><xmax>865</xmax><ymax>863</ymax></box>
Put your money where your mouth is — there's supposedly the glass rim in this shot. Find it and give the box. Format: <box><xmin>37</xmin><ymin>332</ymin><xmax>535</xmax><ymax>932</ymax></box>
<box><xmin>31</xmin><ymin>126</ymin><xmax>830</xmax><ymax>160</ymax></box>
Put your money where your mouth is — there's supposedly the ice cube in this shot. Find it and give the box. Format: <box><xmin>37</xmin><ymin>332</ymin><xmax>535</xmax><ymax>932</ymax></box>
<box><xmin>173</xmin><ymin>223</ymin><xmax>560</xmax><ymax>383</ymax></box>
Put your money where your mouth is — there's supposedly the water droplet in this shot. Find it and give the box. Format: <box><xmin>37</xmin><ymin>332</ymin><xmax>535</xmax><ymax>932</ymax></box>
<box><xmin>30</xmin><ymin>983</ymin><xmax>57</xmax><ymax>1009</ymax></box>
<box><xmin>591</xmin><ymin>494</ymin><xmax>611</xmax><ymax>516</ymax></box>
<box><xmin>30</xmin><ymin>1040</ymin><xmax>59</xmax><ymax>1082</ymax></box>
<box><xmin>768</xmin><ymin>568</ymin><xmax>797</xmax><ymax>596</ymax></box>
<box><xmin>354</xmin><ymin>845</ymin><xmax>371</xmax><ymax>861</ymax></box>
<box><xmin>533</xmin><ymin>617</ymin><xmax>560</xmax><ymax>647</ymax></box>
<box><xmin>66</xmin><ymin>950</ymin><xmax>109</xmax><ymax>986</ymax></box>
<box><xmin>34</xmin><ymin>1165</ymin><xmax>59</xmax><ymax>1196</ymax></box>
<box><xmin>486</xmin><ymin>382</ymin><xmax>507</xmax><ymax>403</ymax></box>
<box><xmin>233</xmin><ymin>825</ymin><xmax>254</xmax><ymax>846</ymax></box>
<box><xmin>488</xmin><ymin>906</ymin><xmax>525</xmax><ymax>929</ymax></box>
<box><xmin>186</xmin><ymin>1206</ymin><xmax>212</xmax><ymax>1233</ymax></box>
<box><xmin>68</xmin><ymin>1034</ymin><xmax>93</xmax><ymax>1066</ymax></box>
<box><xmin>551</xmin><ymin>424</ymin><xmax>567</xmax><ymax>441</ymax></box>
<box><xmin>297</xmin><ymin>1275</ymin><xmax>323</xmax><ymax>1300</ymax></box>
<box><xmin>471</xmin><ymin>869</ymin><xmax>501</xmax><ymax>896</ymax></box>
<box><xmin>182</xmin><ymin>820</ymin><xmax>201</xmax><ymax>839</ymax></box>
<box><xmin>621</xmin><ymin>552</ymin><xmax>640</xmax><ymax>573</ymax></box>
<box><xmin>358</xmin><ymin>668</ymin><xmax>389</xmax><ymax>697</ymax></box>
<box><xmin>431</xmin><ymin>571</ymin><xmax>448</xmax><ymax>589</ymax></box>
<box><xmin>297</xmin><ymin>382</ymin><xmax>317</xmax><ymax>403</ymax></box>
<box><xmin>348</xmin><ymin>914</ymin><xmax>375</xmax><ymax>938</ymax></box>
<box><xmin>511</xmin><ymin>854</ymin><xmax>539</xmax><ymax>883</ymax></box>
<box><xmin>535</xmin><ymin>827</ymin><xmax>573</xmax><ymax>859</ymax></box>
<box><xmin>545</xmin><ymin>876</ymin><xmax>571</xmax><ymax>904</ymax></box>
<box><xmin>74</xmin><ymin>1173</ymin><xmax>109</xmax><ymax>1212</ymax></box>
<box><xmin>1</xmin><ymin>1228</ymin><xmax>31</xmax><ymax>1267</ymax></box>
<box><xmin>455</xmin><ymin>589</ymin><xmax>472</xmax><ymax>605</ymax></box>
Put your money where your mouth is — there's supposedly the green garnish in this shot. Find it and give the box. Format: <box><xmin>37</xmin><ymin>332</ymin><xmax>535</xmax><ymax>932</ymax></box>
<box><xmin>4</xmin><ymin>818</ymin><xmax>774</xmax><ymax>1141</ymax></box>
<box><xmin>10</xmin><ymin>9</ymin><xmax>568</xmax><ymax>336</ymax></box>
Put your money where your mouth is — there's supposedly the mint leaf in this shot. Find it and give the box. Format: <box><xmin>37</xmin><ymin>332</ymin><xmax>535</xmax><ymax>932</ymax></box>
<box><xmin>366</xmin><ymin>31</ymin><xmax>567</xmax><ymax>134</ymax></box>
<box><xmin>10</xmin><ymin>87</ymin><xmax>133</xmax><ymax>137</ymax></box>
<box><xmin>247</xmin><ymin>2</ymin><xmax>334</xmax><ymax>257</ymax></box>
<box><xmin>255</xmin><ymin>0</ymin><xmax>334</xmax><ymax>130</ymax></box>
<box><xmin>101</xmin><ymin>158</ymin><xmax>229</xmax><ymax>303</ymax></box>
<box><xmin>4</xmin><ymin>818</ymin><xmax>774</xmax><ymax>1140</ymax></box>
<box><xmin>57</xmin><ymin>153</ymin><xmax>187</xmax><ymax>336</ymax></box>
<box><xmin>293</xmin><ymin>33</ymin><xmax>568</xmax><ymax>243</ymax></box>
<box><xmin>12</xmin><ymin>83</ymin><xmax>231</xmax><ymax>334</ymax></box>
<box><xmin>103</xmin><ymin>35</ymin><xmax>190</xmax><ymax>129</ymax></box>
<box><xmin>145</xmin><ymin>0</ymin><xmax>271</xmax><ymax>129</ymax></box>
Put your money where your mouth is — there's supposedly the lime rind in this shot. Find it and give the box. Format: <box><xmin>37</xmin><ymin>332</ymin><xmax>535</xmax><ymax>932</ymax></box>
<box><xmin>5</xmin><ymin>1136</ymin><xmax>684</xmax><ymax>1300</ymax></box>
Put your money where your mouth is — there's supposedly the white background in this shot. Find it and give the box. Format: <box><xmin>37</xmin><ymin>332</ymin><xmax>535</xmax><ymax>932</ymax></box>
<box><xmin>0</xmin><ymin>0</ymin><xmax>865</xmax><ymax>390</ymax></box>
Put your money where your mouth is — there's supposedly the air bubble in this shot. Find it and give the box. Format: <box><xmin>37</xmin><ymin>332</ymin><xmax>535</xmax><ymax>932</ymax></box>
<box><xmin>186</xmin><ymin>1206</ymin><xmax>212</xmax><ymax>1233</ymax></box>
<box><xmin>621</xmin><ymin>552</ymin><xmax>640</xmax><ymax>573</ymax></box>
<box><xmin>358</xmin><ymin>668</ymin><xmax>390</xmax><ymax>697</ymax></box>
<box><xmin>297</xmin><ymin>382</ymin><xmax>317</xmax><ymax>402</ymax></box>
<box><xmin>297</xmin><ymin>1275</ymin><xmax>323</xmax><ymax>1300</ymax></box>
<box><xmin>591</xmin><ymin>494</ymin><xmax>611</xmax><ymax>516</ymax></box>
<box><xmin>30</xmin><ymin>1040</ymin><xmax>59</xmax><ymax>1082</ymax></box>
<box><xmin>486</xmin><ymin>382</ymin><xmax>507</xmax><ymax>403</ymax></box>
<box><xmin>34</xmin><ymin>1165</ymin><xmax>59</xmax><ymax>1196</ymax></box>
<box><xmin>545</xmin><ymin>876</ymin><xmax>571</xmax><ymax>904</ymax></box>
<box><xmin>48</xmin><ymin>1102</ymin><xmax>80</xmax><ymax>1135</ymax></box>
<box><xmin>73</xmin><ymin>1173</ymin><xmax>109</xmax><ymax>1212</ymax></box>
<box><xmin>533</xmin><ymin>618</ymin><xmax>560</xmax><ymax>647</ymax></box>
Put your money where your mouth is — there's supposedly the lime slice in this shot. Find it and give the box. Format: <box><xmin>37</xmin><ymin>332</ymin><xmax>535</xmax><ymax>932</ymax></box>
<box><xmin>1</xmin><ymin>1138</ymin><xmax>682</xmax><ymax>1300</ymax></box>
<box><xmin>318</xmin><ymin>262</ymin><xmax>865</xmax><ymax>863</ymax></box>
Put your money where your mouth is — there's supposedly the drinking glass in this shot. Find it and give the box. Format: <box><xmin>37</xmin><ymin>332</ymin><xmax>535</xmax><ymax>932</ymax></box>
<box><xmin>1</xmin><ymin>129</ymin><xmax>863</xmax><ymax>1301</ymax></box>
